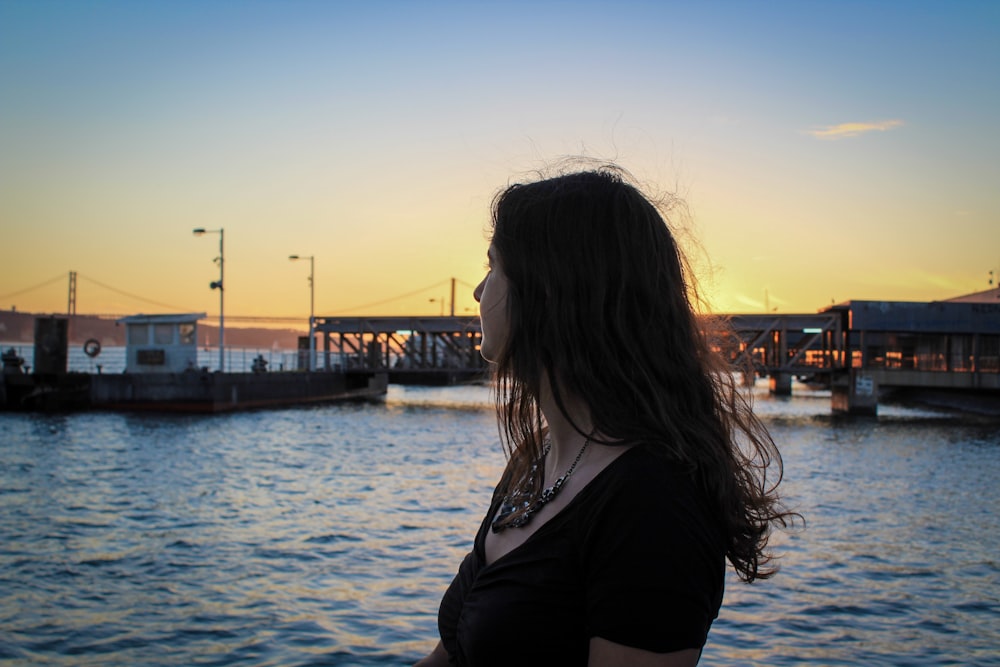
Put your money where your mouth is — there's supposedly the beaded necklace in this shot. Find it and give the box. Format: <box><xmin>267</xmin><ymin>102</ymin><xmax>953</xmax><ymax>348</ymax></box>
<box><xmin>491</xmin><ymin>437</ymin><xmax>590</xmax><ymax>533</ymax></box>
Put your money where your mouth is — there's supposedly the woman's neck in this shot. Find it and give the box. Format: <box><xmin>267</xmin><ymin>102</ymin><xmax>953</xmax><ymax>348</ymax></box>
<box><xmin>538</xmin><ymin>375</ymin><xmax>593</xmax><ymax>468</ymax></box>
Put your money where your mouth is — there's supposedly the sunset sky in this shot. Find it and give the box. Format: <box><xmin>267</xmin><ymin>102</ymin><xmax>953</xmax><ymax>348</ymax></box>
<box><xmin>2</xmin><ymin>1</ymin><xmax>998</xmax><ymax>328</ymax></box>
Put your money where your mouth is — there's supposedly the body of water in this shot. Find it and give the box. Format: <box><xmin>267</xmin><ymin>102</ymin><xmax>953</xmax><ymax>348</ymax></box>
<box><xmin>1</xmin><ymin>383</ymin><xmax>998</xmax><ymax>666</ymax></box>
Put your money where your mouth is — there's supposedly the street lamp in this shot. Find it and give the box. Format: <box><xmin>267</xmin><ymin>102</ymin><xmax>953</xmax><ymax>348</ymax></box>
<box><xmin>193</xmin><ymin>227</ymin><xmax>225</xmax><ymax>372</ymax></box>
<box><xmin>289</xmin><ymin>254</ymin><xmax>315</xmax><ymax>371</ymax></box>
<box><xmin>429</xmin><ymin>297</ymin><xmax>444</xmax><ymax>316</ymax></box>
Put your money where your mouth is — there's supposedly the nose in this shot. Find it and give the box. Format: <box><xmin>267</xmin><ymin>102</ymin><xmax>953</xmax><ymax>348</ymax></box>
<box><xmin>473</xmin><ymin>276</ymin><xmax>485</xmax><ymax>303</ymax></box>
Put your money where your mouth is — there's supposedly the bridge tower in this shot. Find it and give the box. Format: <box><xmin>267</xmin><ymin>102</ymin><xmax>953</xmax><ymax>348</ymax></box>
<box><xmin>67</xmin><ymin>271</ymin><xmax>77</xmax><ymax>316</ymax></box>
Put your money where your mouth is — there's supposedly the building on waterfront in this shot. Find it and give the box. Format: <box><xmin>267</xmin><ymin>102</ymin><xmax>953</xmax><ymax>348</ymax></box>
<box><xmin>824</xmin><ymin>287</ymin><xmax>1000</xmax><ymax>413</ymax></box>
<box><xmin>832</xmin><ymin>288</ymin><xmax>1000</xmax><ymax>374</ymax></box>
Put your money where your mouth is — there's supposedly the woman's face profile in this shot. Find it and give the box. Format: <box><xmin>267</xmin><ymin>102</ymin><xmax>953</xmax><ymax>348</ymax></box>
<box><xmin>473</xmin><ymin>245</ymin><xmax>509</xmax><ymax>362</ymax></box>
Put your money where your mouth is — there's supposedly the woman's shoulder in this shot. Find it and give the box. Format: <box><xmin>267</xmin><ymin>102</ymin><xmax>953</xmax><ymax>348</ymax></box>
<box><xmin>575</xmin><ymin>442</ymin><xmax>726</xmax><ymax>578</ymax></box>
<box><xmin>580</xmin><ymin>441</ymin><xmax>717</xmax><ymax>529</ymax></box>
<box><xmin>595</xmin><ymin>441</ymin><xmax>695</xmax><ymax>488</ymax></box>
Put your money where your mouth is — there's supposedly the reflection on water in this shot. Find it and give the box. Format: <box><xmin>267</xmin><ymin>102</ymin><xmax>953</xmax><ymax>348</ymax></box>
<box><xmin>1</xmin><ymin>383</ymin><xmax>998</xmax><ymax>666</ymax></box>
<box><xmin>707</xmin><ymin>411</ymin><xmax>1000</xmax><ymax>667</ymax></box>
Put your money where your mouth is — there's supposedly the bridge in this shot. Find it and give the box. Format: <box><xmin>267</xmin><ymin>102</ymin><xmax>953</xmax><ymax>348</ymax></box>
<box><xmin>311</xmin><ymin>311</ymin><xmax>849</xmax><ymax>392</ymax></box>
<box><xmin>314</xmin><ymin>290</ymin><xmax>1000</xmax><ymax>415</ymax></box>
<box><xmin>313</xmin><ymin>315</ymin><xmax>487</xmax><ymax>385</ymax></box>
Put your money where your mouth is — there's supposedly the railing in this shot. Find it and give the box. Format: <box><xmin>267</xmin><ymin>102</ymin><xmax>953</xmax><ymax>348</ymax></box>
<box><xmin>723</xmin><ymin>313</ymin><xmax>846</xmax><ymax>376</ymax></box>
<box><xmin>0</xmin><ymin>343</ymin><xmax>323</xmax><ymax>374</ymax></box>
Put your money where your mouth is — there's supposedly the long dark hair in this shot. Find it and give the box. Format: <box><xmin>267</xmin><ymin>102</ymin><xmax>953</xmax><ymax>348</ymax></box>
<box><xmin>488</xmin><ymin>165</ymin><xmax>795</xmax><ymax>582</ymax></box>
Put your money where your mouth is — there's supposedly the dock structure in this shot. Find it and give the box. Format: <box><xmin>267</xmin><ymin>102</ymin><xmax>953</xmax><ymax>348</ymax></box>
<box><xmin>723</xmin><ymin>289</ymin><xmax>1000</xmax><ymax>415</ymax></box>
<box><xmin>2</xmin><ymin>313</ymin><xmax>388</xmax><ymax>412</ymax></box>
<box><xmin>823</xmin><ymin>292</ymin><xmax>1000</xmax><ymax>415</ymax></box>
<box><xmin>724</xmin><ymin>311</ymin><xmax>846</xmax><ymax>394</ymax></box>
<box><xmin>314</xmin><ymin>289</ymin><xmax>1000</xmax><ymax>414</ymax></box>
<box><xmin>311</xmin><ymin>313</ymin><xmax>849</xmax><ymax>387</ymax></box>
<box><xmin>313</xmin><ymin>315</ymin><xmax>488</xmax><ymax>385</ymax></box>
<box><xmin>5</xmin><ymin>289</ymin><xmax>997</xmax><ymax>415</ymax></box>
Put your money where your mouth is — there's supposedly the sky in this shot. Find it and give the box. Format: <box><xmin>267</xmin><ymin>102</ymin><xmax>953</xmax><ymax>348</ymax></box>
<box><xmin>2</xmin><ymin>0</ymin><xmax>998</xmax><ymax>327</ymax></box>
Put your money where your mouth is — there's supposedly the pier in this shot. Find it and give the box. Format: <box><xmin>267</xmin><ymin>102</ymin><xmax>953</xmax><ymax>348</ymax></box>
<box><xmin>4</xmin><ymin>289</ymin><xmax>998</xmax><ymax>415</ymax></box>
<box><xmin>724</xmin><ymin>311</ymin><xmax>845</xmax><ymax>394</ymax></box>
<box><xmin>823</xmin><ymin>295</ymin><xmax>1000</xmax><ymax>415</ymax></box>
<box><xmin>313</xmin><ymin>290</ymin><xmax>999</xmax><ymax>415</ymax></box>
<box><xmin>725</xmin><ymin>291</ymin><xmax>1000</xmax><ymax>415</ymax></box>
<box><xmin>313</xmin><ymin>315</ymin><xmax>487</xmax><ymax>385</ymax></box>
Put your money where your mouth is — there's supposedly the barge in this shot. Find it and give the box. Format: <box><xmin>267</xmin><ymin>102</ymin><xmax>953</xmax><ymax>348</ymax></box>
<box><xmin>1</xmin><ymin>314</ymin><xmax>387</xmax><ymax>413</ymax></box>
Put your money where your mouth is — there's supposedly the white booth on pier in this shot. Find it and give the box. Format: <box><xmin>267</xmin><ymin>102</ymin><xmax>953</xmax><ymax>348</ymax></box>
<box><xmin>119</xmin><ymin>313</ymin><xmax>206</xmax><ymax>373</ymax></box>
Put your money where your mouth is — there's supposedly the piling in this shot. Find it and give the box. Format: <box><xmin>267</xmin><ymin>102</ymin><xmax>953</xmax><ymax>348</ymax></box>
<box><xmin>831</xmin><ymin>370</ymin><xmax>878</xmax><ymax>415</ymax></box>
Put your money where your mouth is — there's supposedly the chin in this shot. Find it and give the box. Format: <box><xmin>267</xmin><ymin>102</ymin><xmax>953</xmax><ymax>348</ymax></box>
<box><xmin>479</xmin><ymin>339</ymin><xmax>502</xmax><ymax>363</ymax></box>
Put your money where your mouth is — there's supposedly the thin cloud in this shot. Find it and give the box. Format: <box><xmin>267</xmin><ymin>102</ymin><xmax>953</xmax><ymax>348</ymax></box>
<box><xmin>806</xmin><ymin>119</ymin><xmax>904</xmax><ymax>140</ymax></box>
<box><xmin>733</xmin><ymin>294</ymin><xmax>764</xmax><ymax>309</ymax></box>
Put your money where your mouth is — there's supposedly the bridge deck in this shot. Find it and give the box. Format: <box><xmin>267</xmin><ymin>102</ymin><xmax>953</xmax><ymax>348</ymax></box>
<box><xmin>312</xmin><ymin>302</ymin><xmax>1000</xmax><ymax>411</ymax></box>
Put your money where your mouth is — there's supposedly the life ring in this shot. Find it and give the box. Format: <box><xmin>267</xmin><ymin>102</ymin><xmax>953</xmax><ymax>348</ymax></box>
<box><xmin>83</xmin><ymin>338</ymin><xmax>102</xmax><ymax>358</ymax></box>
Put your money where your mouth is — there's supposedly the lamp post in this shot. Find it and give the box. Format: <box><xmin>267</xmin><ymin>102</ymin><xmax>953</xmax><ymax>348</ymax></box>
<box><xmin>193</xmin><ymin>227</ymin><xmax>225</xmax><ymax>372</ymax></box>
<box><xmin>289</xmin><ymin>254</ymin><xmax>315</xmax><ymax>371</ymax></box>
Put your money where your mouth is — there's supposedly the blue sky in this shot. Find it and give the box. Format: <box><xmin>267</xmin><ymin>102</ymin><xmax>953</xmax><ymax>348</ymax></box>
<box><xmin>2</xmin><ymin>1</ymin><xmax>998</xmax><ymax>319</ymax></box>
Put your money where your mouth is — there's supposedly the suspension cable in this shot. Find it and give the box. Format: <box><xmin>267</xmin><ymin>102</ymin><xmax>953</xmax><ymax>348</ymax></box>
<box><xmin>78</xmin><ymin>274</ymin><xmax>196</xmax><ymax>312</ymax></box>
<box><xmin>0</xmin><ymin>273</ymin><xmax>67</xmax><ymax>301</ymax></box>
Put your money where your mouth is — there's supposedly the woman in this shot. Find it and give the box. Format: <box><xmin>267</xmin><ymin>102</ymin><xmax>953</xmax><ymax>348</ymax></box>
<box><xmin>416</xmin><ymin>166</ymin><xmax>794</xmax><ymax>666</ymax></box>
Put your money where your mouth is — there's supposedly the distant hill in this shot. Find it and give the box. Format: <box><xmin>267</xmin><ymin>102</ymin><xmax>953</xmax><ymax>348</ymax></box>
<box><xmin>0</xmin><ymin>311</ymin><xmax>305</xmax><ymax>349</ymax></box>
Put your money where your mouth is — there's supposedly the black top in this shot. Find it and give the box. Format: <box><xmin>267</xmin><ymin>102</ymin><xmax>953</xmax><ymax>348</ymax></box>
<box><xmin>437</xmin><ymin>444</ymin><xmax>726</xmax><ymax>666</ymax></box>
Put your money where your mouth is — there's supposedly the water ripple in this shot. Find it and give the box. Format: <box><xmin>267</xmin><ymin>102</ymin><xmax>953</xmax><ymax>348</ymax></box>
<box><xmin>1</xmin><ymin>384</ymin><xmax>998</xmax><ymax>665</ymax></box>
